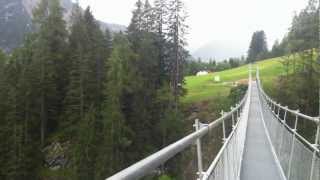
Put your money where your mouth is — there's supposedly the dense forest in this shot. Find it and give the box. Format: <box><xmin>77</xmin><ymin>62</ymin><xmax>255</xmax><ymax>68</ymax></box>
<box><xmin>0</xmin><ymin>0</ymin><xmax>189</xmax><ymax>179</ymax></box>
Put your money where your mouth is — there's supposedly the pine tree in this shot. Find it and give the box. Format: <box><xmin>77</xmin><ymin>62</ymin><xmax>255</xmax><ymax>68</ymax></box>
<box><xmin>65</xmin><ymin>5</ymin><xmax>113</xmax><ymax>179</ymax></box>
<box><xmin>154</xmin><ymin>0</ymin><xmax>169</xmax><ymax>84</ymax></box>
<box><xmin>141</xmin><ymin>0</ymin><xmax>155</xmax><ymax>32</ymax></box>
<box><xmin>247</xmin><ymin>30</ymin><xmax>268</xmax><ymax>62</ymax></box>
<box><xmin>128</xmin><ymin>0</ymin><xmax>144</xmax><ymax>34</ymax></box>
<box><xmin>72</xmin><ymin>106</ymin><xmax>96</xmax><ymax>180</ymax></box>
<box><xmin>32</xmin><ymin>0</ymin><xmax>68</xmax><ymax>145</ymax></box>
<box><xmin>167</xmin><ymin>0</ymin><xmax>188</xmax><ymax>108</ymax></box>
<box><xmin>96</xmin><ymin>34</ymin><xmax>137</xmax><ymax>177</ymax></box>
<box><xmin>63</xmin><ymin>2</ymin><xmax>87</xmax><ymax>133</ymax></box>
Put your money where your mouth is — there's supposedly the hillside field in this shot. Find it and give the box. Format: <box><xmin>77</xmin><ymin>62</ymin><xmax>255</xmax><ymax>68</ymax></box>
<box><xmin>183</xmin><ymin>57</ymin><xmax>285</xmax><ymax>104</ymax></box>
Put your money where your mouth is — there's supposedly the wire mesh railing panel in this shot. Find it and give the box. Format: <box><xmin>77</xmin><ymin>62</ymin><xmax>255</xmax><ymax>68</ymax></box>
<box><xmin>203</xmin><ymin>85</ymin><xmax>251</xmax><ymax>180</ymax></box>
<box><xmin>289</xmin><ymin>137</ymin><xmax>314</xmax><ymax>180</ymax></box>
<box><xmin>311</xmin><ymin>156</ymin><xmax>320</xmax><ymax>180</ymax></box>
<box><xmin>256</xmin><ymin>68</ymin><xmax>320</xmax><ymax>180</ymax></box>
<box><xmin>278</xmin><ymin>125</ymin><xmax>292</xmax><ymax>174</ymax></box>
<box><xmin>201</xmin><ymin>124</ymin><xmax>223</xmax><ymax>171</ymax></box>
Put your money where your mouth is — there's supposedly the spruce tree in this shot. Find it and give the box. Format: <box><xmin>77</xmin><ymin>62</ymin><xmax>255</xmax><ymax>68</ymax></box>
<box><xmin>32</xmin><ymin>0</ymin><xmax>68</xmax><ymax>145</ymax></box>
<box><xmin>167</xmin><ymin>0</ymin><xmax>188</xmax><ymax>108</ymax></box>
<box><xmin>97</xmin><ymin>34</ymin><xmax>137</xmax><ymax>177</ymax></box>
<box><xmin>154</xmin><ymin>0</ymin><xmax>169</xmax><ymax>84</ymax></box>
<box><xmin>247</xmin><ymin>30</ymin><xmax>268</xmax><ymax>62</ymax></box>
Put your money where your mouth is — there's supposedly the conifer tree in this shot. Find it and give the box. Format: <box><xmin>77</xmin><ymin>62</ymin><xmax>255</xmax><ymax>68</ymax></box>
<box><xmin>247</xmin><ymin>30</ymin><xmax>268</xmax><ymax>62</ymax></box>
<box><xmin>141</xmin><ymin>0</ymin><xmax>155</xmax><ymax>32</ymax></box>
<box><xmin>97</xmin><ymin>34</ymin><xmax>137</xmax><ymax>177</ymax></box>
<box><xmin>32</xmin><ymin>0</ymin><xmax>68</xmax><ymax>145</ymax></box>
<box><xmin>154</xmin><ymin>0</ymin><xmax>169</xmax><ymax>83</ymax></box>
<box><xmin>63</xmin><ymin>2</ymin><xmax>87</xmax><ymax>133</ymax></box>
<box><xmin>167</xmin><ymin>0</ymin><xmax>188</xmax><ymax>108</ymax></box>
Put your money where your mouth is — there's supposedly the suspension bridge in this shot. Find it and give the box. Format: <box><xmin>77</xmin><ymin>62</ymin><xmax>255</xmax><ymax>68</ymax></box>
<box><xmin>107</xmin><ymin>66</ymin><xmax>320</xmax><ymax>180</ymax></box>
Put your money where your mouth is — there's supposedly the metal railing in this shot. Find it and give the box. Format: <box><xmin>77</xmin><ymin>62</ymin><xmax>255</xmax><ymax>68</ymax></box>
<box><xmin>106</xmin><ymin>66</ymin><xmax>253</xmax><ymax>180</ymax></box>
<box><xmin>256</xmin><ymin>68</ymin><xmax>320</xmax><ymax>180</ymax></box>
<box><xmin>201</xmin><ymin>66</ymin><xmax>252</xmax><ymax>180</ymax></box>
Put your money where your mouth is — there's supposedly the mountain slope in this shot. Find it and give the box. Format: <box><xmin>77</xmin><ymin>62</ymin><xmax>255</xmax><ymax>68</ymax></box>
<box><xmin>192</xmin><ymin>40</ymin><xmax>247</xmax><ymax>61</ymax></box>
<box><xmin>183</xmin><ymin>57</ymin><xmax>284</xmax><ymax>103</ymax></box>
<box><xmin>0</xmin><ymin>0</ymin><xmax>126</xmax><ymax>52</ymax></box>
<box><xmin>0</xmin><ymin>0</ymin><xmax>32</xmax><ymax>52</ymax></box>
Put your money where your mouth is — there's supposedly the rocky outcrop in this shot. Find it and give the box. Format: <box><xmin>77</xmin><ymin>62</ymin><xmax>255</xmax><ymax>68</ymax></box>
<box><xmin>0</xmin><ymin>0</ymin><xmax>32</xmax><ymax>52</ymax></box>
<box><xmin>43</xmin><ymin>141</ymin><xmax>71</xmax><ymax>170</ymax></box>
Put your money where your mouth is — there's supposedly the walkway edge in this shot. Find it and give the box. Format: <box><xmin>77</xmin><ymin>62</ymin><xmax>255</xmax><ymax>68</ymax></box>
<box><xmin>257</xmin><ymin>92</ymin><xmax>287</xmax><ymax>180</ymax></box>
<box><xmin>236</xmin><ymin>80</ymin><xmax>252</xmax><ymax>180</ymax></box>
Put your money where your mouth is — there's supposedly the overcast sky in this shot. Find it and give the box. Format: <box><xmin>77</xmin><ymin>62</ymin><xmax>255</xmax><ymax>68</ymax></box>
<box><xmin>77</xmin><ymin>0</ymin><xmax>308</xmax><ymax>54</ymax></box>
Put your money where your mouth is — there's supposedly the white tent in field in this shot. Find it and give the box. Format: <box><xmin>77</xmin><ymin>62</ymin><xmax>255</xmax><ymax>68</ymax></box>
<box><xmin>196</xmin><ymin>71</ymin><xmax>209</xmax><ymax>76</ymax></box>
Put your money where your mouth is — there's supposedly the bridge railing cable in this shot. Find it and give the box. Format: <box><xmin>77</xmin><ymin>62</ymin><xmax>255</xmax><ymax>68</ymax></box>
<box><xmin>256</xmin><ymin>68</ymin><xmax>320</xmax><ymax>180</ymax></box>
<box><xmin>106</xmin><ymin>66</ymin><xmax>253</xmax><ymax>180</ymax></box>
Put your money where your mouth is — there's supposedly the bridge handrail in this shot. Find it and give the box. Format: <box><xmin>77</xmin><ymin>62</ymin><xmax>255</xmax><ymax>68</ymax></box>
<box><xmin>106</xmin><ymin>69</ymin><xmax>251</xmax><ymax>180</ymax></box>
<box><xmin>202</xmin><ymin>66</ymin><xmax>252</xmax><ymax>180</ymax></box>
<box><xmin>256</xmin><ymin>69</ymin><xmax>319</xmax><ymax>153</ymax></box>
<box><xmin>256</xmin><ymin>68</ymin><xmax>320</xmax><ymax>180</ymax></box>
<box><xmin>256</xmin><ymin>70</ymin><xmax>319</xmax><ymax>124</ymax></box>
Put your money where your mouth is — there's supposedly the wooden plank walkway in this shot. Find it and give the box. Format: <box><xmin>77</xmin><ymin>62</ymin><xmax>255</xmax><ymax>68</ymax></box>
<box><xmin>240</xmin><ymin>82</ymin><xmax>284</xmax><ymax>180</ymax></box>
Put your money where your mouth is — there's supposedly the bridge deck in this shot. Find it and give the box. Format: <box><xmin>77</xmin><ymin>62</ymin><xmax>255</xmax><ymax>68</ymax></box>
<box><xmin>240</xmin><ymin>82</ymin><xmax>283</xmax><ymax>180</ymax></box>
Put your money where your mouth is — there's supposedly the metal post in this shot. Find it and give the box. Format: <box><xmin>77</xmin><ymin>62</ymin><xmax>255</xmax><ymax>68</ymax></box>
<box><xmin>220</xmin><ymin>110</ymin><xmax>228</xmax><ymax>180</ymax></box>
<box><xmin>236</xmin><ymin>106</ymin><xmax>239</xmax><ymax>122</ymax></box>
<box><xmin>309</xmin><ymin>123</ymin><xmax>320</xmax><ymax>180</ymax></box>
<box><xmin>283</xmin><ymin>107</ymin><xmax>288</xmax><ymax>122</ymax></box>
<box><xmin>278</xmin><ymin>108</ymin><xmax>287</xmax><ymax>158</ymax></box>
<box><xmin>277</xmin><ymin>104</ymin><xmax>281</xmax><ymax>119</ymax></box>
<box><xmin>287</xmin><ymin>112</ymin><xmax>299</xmax><ymax>180</ymax></box>
<box><xmin>231</xmin><ymin>107</ymin><xmax>235</xmax><ymax>129</ymax></box>
<box><xmin>194</xmin><ymin>119</ymin><xmax>203</xmax><ymax>179</ymax></box>
<box><xmin>221</xmin><ymin>111</ymin><xmax>226</xmax><ymax>142</ymax></box>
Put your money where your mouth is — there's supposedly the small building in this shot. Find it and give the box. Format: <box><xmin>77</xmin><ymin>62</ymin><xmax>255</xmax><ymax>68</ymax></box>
<box><xmin>214</xmin><ymin>75</ymin><xmax>220</xmax><ymax>82</ymax></box>
<box><xmin>196</xmin><ymin>71</ymin><xmax>209</xmax><ymax>76</ymax></box>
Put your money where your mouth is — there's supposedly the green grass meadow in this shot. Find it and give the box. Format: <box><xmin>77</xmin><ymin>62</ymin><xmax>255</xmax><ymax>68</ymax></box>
<box><xmin>183</xmin><ymin>57</ymin><xmax>285</xmax><ymax>104</ymax></box>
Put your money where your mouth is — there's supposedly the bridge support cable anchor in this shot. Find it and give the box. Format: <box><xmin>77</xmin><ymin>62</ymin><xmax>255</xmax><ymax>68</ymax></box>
<box><xmin>287</xmin><ymin>112</ymin><xmax>299</xmax><ymax>180</ymax></box>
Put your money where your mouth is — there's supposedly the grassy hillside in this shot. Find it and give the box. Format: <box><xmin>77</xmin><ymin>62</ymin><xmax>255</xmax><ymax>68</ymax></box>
<box><xmin>183</xmin><ymin>57</ymin><xmax>285</xmax><ymax>104</ymax></box>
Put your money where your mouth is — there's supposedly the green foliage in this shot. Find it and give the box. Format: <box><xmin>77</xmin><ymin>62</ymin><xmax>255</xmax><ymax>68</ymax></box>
<box><xmin>247</xmin><ymin>30</ymin><xmax>269</xmax><ymax>62</ymax></box>
<box><xmin>158</xmin><ymin>175</ymin><xmax>176</xmax><ymax>180</ymax></box>
<box><xmin>184</xmin><ymin>57</ymin><xmax>246</xmax><ymax>76</ymax></box>
<box><xmin>265</xmin><ymin>0</ymin><xmax>319</xmax><ymax>117</ymax></box>
<box><xmin>228</xmin><ymin>84</ymin><xmax>248</xmax><ymax>105</ymax></box>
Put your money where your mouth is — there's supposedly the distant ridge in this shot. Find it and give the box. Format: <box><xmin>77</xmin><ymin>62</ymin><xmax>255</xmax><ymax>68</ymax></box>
<box><xmin>0</xmin><ymin>0</ymin><xmax>126</xmax><ymax>52</ymax></box>
<box><xmin>192</xmin><ymin>40</ymin><xmax>247</xmax><ymax>62</ymax></box>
